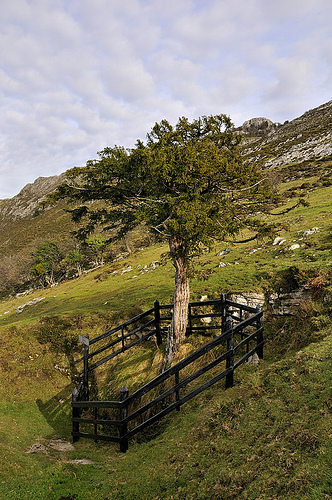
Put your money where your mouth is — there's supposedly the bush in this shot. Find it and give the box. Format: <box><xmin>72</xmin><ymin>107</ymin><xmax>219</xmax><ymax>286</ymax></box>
<box><xmin>36</xmin><ymin>316</ymin><xmax>78</xmax><ymax>354</ymax></box>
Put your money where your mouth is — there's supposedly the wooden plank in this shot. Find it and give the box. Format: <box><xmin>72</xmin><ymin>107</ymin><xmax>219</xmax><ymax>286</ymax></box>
<box><xmin>189</xmin><ymin>312</ymin><xmax>223</xmax><ymax>319</ymax></box>
<box><xmin>189</xmin><ymin>325</ymin><xmax>221</xmax><ymax>332</ymax></box>
<box><xmin>125</xmin><ymin>329</ymin><xmax>232</xmax><ymax>405</ymax></box>
<box><xmin>125</xmin><ymin>318</ymin><xmax>155</xmax><ymax>338</ymax></box>
<box><xmin>89</xmin><ymin>328</ymin><xmax>155</xmax><ymax>371</ymax></box>
<box><xmin>225</xmin><ymin>299</ymin><xmax>257</xmax><ymax>313</ymax></box>
<box><xmin>72</xmin><ymin>400</ymin><xmax>121</xmax><ymax>409</ymax></box>
<box><xmin>125</xmin><ymin>367</ymin><xmax>231</xmax><ymax>440</ymax></box>
<box><xmin>233</xmin><ymin>327</ymin><xmax>263</xmax><ymax>354</ymax></box>
<box><xmin>89</xmin><ymin>308</ymin><xmax>154</xmax><ymax>345</ymax></box>
<box><xmin>188</xmin><ymin>299</ymin><xmax>222</xmax><ymax>307</ymax></box>
<box><xmin>89</xmin><ymin>323</ymin><xmax>122</xmax><ymax>345</ymax></box>
<box><xmin>232</xmin><ymin>313</ymin><xmax>261</xmax><ymax>334</ymax></box>
<box><xmin>159</xmin><ymin>303</ymin><xmax>173</xmax><ymax>310</ymax></box>
<box><xmin>126</xmin><ymin>351</ymin><xmax>229</xmax><ymax>424</ymax></box>
<box><xmin>88</xmin><ymin>347</ymin><xmax>123</xmax><ymax>371</ymax></box>
<box><xmin>124</xmin><ymin>313</ymin><xmax>258</xmax><ymax>406</ymax></box>
<box><xmin>89</xmin><ymin>335</ymin><xmax>122</xmax><ymax>359</ymax></box>
<box><xmin>72</xmin><ymin>417</ymin><xmax>122</xmax><ymax>426</ymax></box>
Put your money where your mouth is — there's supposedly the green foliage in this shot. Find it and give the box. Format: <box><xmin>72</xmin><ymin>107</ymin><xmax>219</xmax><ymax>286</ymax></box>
<box><xmin>52</xmin><ymin>114</ymin><xmax>280</xmax><ymax>263</ymax></box>
<box><xmin>30</xmin><ymin>240</ymin><xmax>62</xmax><ymax>286</ymax></box>
<box><xmin>85</xmin><ymin>233</ymin><xmax>109</xmax><ymax>266</ymax></box>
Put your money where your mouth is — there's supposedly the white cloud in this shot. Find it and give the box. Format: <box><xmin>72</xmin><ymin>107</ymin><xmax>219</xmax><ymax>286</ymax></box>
<box><xmin>0</xmin><ymin>0</ymin><xmax>331</xmax><ymax>198</ymax></box>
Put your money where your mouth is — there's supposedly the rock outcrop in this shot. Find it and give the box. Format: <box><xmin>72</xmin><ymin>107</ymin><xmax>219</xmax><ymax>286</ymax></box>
<box><xmin>0</xmin><ymin>173</ymin><xmax>65</xmax><ymax>221</ymax></box>
<box><xmin>241</xmin><ymin>117</ymin><xmax>277</xmax><ymax>135</ymax></box>
<box><xmin>230</xmin><ymin>288</ymin><xmax>312</xmax><ymax>316</ymax></box>
<box><xmin>241</xmin><ymin>100</ymin><xmax>332</xmax><ymax>168</ymax></box>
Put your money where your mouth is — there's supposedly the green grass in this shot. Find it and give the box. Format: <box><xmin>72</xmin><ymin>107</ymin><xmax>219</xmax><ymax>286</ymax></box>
<box><xmin>0</xmin><ymin>328</ymin><xmax>330</xmax><ymax>499</ymax></box>
<box><xmin>0</xmin><ymin>167</ymin><xmax>331</xmax><ymax>499</ymax></box>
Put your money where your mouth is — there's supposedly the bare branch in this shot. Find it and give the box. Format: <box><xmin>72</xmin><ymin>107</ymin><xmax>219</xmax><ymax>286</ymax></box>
<box><xmin>224</xmin><ymin>234</ymin><xmax>258</xmax><ymax>244</ymax></box>
<box><xmin>270</xmin><ymin>200</ymin><xmax>303</xmax><ymax>216</ymax></box>
<box><xmin>218</xmin><ymin>178</ymin><xmax>267</xmax><ymax>193</ymax></box>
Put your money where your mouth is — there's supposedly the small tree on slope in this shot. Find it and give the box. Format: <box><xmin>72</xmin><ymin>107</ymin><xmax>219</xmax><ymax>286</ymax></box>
<box><xmin>50</xmin><ymin>114</ymin><xmax>283</xmax><ymax>368</ymax></box>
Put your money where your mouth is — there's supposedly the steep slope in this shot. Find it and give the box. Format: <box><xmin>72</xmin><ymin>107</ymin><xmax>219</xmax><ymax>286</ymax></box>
<box><xmin>240</xmin><ymin>100</ymin><xmax>332</xmax><ymax>168</ymax></box>
<box><xmin>0</xmin><ymin>174</ymin><xmax>65</xmax><ymax>221</ymax></box>
<box><xmin>0</xmin><ymin>100</ymin><xmax>331</xmax><ymax>294</ymax></box>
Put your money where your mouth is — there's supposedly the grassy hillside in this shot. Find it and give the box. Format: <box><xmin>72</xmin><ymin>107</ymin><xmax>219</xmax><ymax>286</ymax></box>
<box><xmin>0</xmin><ymin>161</ymin><xmax>331</xmax><ymax>499</ymax></box>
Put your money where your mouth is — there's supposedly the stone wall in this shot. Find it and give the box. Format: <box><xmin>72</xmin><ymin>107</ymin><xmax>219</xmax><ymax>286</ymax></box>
<box><xmin>230</xmin><ymin>287</ymin><xmax>312</xmax><ymax>316</ymax></box>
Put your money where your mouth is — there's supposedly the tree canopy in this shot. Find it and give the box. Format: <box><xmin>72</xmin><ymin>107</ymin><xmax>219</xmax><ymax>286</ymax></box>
<box><xmin>51</xmin><ymin>114</ymin><xmax>282</xmax><ymax>367</ymax></box>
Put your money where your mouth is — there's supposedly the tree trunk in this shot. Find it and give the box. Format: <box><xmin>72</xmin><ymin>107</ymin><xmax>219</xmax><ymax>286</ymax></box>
<box><xmin>161</xmin><ymin>236</ymin><xmax>190</xmax><ymax>372</ymax></box>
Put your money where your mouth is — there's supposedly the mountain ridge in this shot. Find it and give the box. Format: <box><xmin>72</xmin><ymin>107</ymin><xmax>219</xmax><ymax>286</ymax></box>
<box><xmin>1</xmin><ymin>100</ymin><xmax>331</xmax><ymax>221</ymax></box>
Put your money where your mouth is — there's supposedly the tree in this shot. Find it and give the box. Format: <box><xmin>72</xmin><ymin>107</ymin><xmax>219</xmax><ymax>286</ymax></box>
<box><xmin>51</xmin><ymin>114</ymin><xmax>283</xmax><ymax>367</ymax></box>
<box><xmin>85</xmin><ymin>234</ymin><xmax>108</xmax><ymax>267</ymax></box>
<box><xmin>30</xmin><ymin>241</ymin><xmax>62</xmax><ymax>286</ymax></box>
<box><xmin>65</xmin><ymin>249</ymin><xmax>85</xmax><ymax>276</ymax></box>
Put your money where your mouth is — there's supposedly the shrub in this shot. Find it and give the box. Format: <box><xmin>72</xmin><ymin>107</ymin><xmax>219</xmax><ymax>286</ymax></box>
<box><xmin>36</xmin><ymin>316</ymin><xmax>78</xmax><ymax>354</ymax></box>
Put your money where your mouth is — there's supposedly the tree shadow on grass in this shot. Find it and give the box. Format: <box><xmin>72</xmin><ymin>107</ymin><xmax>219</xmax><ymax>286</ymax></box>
<box><xmin>36</xmin><ymin>383</ymin><xmax>74</xmax><ymax>438</ymax></box>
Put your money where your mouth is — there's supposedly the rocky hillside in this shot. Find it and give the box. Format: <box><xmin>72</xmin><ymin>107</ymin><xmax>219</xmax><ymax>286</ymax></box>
<box><xmin>0</xmin><ymin>173</ymin><xmax>65</xmax><ymax>221</ymax></box>
<box><xmin>0</xmin><ymin>100</ymin><xmax>331</xmax><ymax>293</ymax></box>
<box><xmin>239</xmin><ymin>100</ymin><xmax>332</xmax><ymax>168</ymax></box>
<box><xmin>1</xmin><ymin>100</ymin><xmax>331</xmax><ymax>224</ymax></box>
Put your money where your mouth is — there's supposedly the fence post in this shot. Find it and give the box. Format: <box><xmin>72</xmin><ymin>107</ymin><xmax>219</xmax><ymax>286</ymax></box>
<box><xmin>83</xmin><ymin>334</ymin><xmax>89</xmax><ymax>401</ymax></box>
<box><xmin>120</xmin><ymin>385</ymin><xmax>129</xmax><ymax>453</ymax></box>
<box><xmin>154</xmin><ymin>300</ymin><xmax>162</xmax><ymax>345</ymax></box>
<box><xmin>225</xmin><ymin>316</ymin><xmax>234</xmax><ymax>389</ymax></box>
<box><xmin>256</xmin><ymin>304</ymin><xmax>264</xmax><ymax>359</ymax></box>
<box><xmin>221</xmin><ymin>293</ymin><xmax>227</xmax><ymax>334</ymax></box>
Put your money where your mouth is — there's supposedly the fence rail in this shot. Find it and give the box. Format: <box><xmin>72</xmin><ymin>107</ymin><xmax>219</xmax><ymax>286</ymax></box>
<box><xmin>72</xmin><ymin>294</ymin><xmax>263</xmax><ymax>452</ymax></box>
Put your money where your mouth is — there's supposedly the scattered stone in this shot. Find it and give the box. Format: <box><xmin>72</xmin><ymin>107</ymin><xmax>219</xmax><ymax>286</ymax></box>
<box><xmin>218</xmin><ymin>262</ymin><xmax>227</xmax><ymax>267</ymax></box>
<box><xmin>217</xmin><ymin>248</ymin><xmax>230</xmax><ymax>256</ymax></box>
<box><xmin>16</xmin><ymin>297</ymin><xmax>44</xmax><ymax>314</ymax></box>
<box><xmin>121</xmin><ymin>266</ymin><xmax>133</xmax><ymax>275</ymax></box>
<box><xmin>303</xmin><ymin>227</ymin><xmax>321</xmax><ymax>237</ymax></box>
<box><xmin>25</xmin><ymin>442</ymin><xmax>49</xmax><ymax>454</ymax></box>
<box><xmin>66</xmin><ymin>459</ymin><xmax>94</xmax><ymax>465</ymax></box>
<box><xmin>249</xmin><ymin>247</ymin><xmax>262</xmax><ymax>255</ymax></box>
<box><xmin>48</xmin><ymin>439</ymin><xmax>75</xmax><ymax>452</ymax></box>
<box><xmin>150</xmin><ymin>261</ymin><xmax>159</xmax><ymax>270</ymax></box>
<box><xmin>25</xmin><ymin>438</ymin><xmax>75</xmax><ymax>455</ymax></box>
<box><xmin>273</xmin><ymin>237</ymin><xmax>286</xmax><ymax>245</ymax></box>
<box><xmin>247</xmin><ymin>353</ymin><xmax>260</xmax><ymax>365</ymax></box>
<box><xmin>289</xmin><ymin>243</ymin><xmax>300</xmax><ymax>251</ymax></box>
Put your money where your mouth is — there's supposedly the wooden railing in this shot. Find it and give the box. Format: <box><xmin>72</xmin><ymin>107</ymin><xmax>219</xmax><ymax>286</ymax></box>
<box><xmin>72</xmin><ymin>295</ymin><xmax>263</xmax><ymax>452</ymax></box>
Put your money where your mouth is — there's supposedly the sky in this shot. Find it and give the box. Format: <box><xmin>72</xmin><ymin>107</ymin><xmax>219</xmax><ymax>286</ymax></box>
<box><xmin>0</xmin><ymin>0</ymin><xmax>331</xmax><ymax>199</ymax></box>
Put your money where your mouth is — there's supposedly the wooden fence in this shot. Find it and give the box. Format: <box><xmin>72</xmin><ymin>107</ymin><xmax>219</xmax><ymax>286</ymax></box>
<box><xmin>72</xmin><ymin>294</ymin><xmax>263</xmax><ymax>452</ymax></box>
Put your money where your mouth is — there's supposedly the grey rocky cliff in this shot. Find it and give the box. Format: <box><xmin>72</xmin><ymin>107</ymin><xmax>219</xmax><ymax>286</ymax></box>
<box><xmin>241</xmin><ymin>100</ymin><xmax>332</xmax><ymax>168</ymax></box>
<box><xmin>0</xmin><ymin>173</ymin><xmax>65</xmax><ymax>221</ymax></box>
<box><xmin>241</xmin><ymin>117</ymin><xmax>277</xmax><ymax>135</ymax></box>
